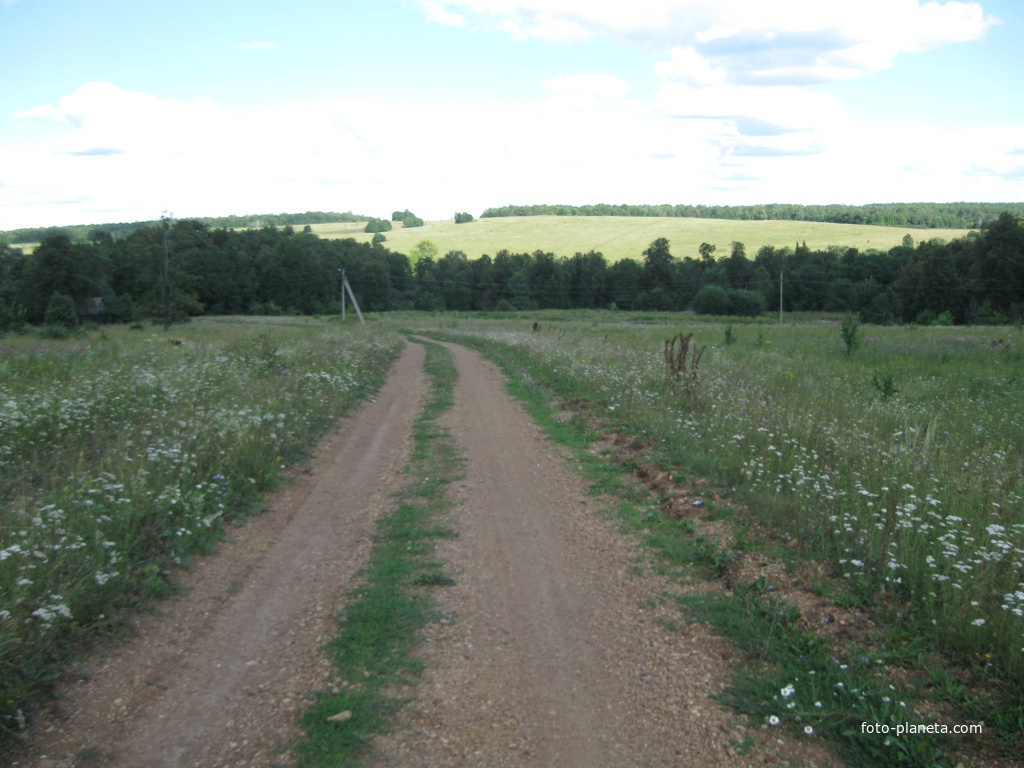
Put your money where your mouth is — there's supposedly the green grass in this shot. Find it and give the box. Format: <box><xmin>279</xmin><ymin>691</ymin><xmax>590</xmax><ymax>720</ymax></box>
<box><xmin>307</xmin><ymin>216</ymin><xmax>970</xmax><ymax>262</ymax></box>
<box><xmin>293</xmin><ymin>338</ymin><xmax>461</xmax><ymax>767</ymax></box>
<box><xmin>0</xmin><ymin>318</ymin><xmax>403</xmax><ymax>746</ymax></box>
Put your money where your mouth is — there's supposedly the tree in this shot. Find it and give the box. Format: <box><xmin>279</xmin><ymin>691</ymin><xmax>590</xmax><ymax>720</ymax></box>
<box><xmin>409</xmin><ymin>240</ymin><xmax>439</xmax><ymax>264</ymax></box>
<box><xmin>454</xmin><ymin>212</ymin><xmax>474</xmax><ymax>224</ymax></box>
<box><xmin>642</xmin><ymin>238</ymin><xmax>675</xmax><ymax>291</ymax></box>
<box><xmin>44</xmin><ymin>291</ymin><xmax>79</xmax><ymax>329</ymax></box>
<box><xmin>693</xmin><ymin>285</ymin><xmax>733</xmax><ymax>315</ymax></box>
<box><xmin>725</xmin><ymin>241</ymin><xmax>752</xmax><ymax>289</ymax></box>
<box><xmin>402</xmin><ymin>216</ymin><xmax>425</xmax><ymax>228</ymax></box>
<box><xmin>698</xmin><ymin>242</ymin><xmax>717</xmax><ymax>267</ymax></box>
<box><xmin>364</xmin><ymin>218</ymin><xmax>393</xmax><ymax>233</ymax></box>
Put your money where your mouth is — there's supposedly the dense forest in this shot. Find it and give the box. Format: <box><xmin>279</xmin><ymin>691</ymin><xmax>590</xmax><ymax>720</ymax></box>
<box><xmin>481</xmin><ymin>202</ymin><xmax>1024</xmax><ymax>230</ymax></box>
<box><xmin>0</xmin><ymin>211</ymin><xmax>370</xmax><ymax>249</ymax></box>
<box><xmin>1</xmin><ymin>214</ymin><xmax>1022</xmax><ymax>330</ymax></box>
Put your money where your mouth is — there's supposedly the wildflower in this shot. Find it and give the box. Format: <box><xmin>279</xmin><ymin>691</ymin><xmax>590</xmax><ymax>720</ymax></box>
<box><xmin>768</xmin><ymin>715</ymin><xmax>780</xmax><ymax>726</ymax></box>
<box><xmin>781</xmin><ymin>684</ymin><xmax>795</xmax><ymax>698</ymax></box>
<box><xmin>972</xmin><ymin>618</ymin><xmax>986</xmax><ymax>627</ymax></box>
<box><xmin>804</xmin><ymin>725</ymin><xmax>814</xmax><ymax>735</ymax></box>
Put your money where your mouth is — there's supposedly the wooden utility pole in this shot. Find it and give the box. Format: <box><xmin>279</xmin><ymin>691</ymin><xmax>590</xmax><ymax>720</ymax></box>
<box><xmin>339</xmin><ymin>269</ymin><xmax>366</xmax><ymax>326</ymax></box>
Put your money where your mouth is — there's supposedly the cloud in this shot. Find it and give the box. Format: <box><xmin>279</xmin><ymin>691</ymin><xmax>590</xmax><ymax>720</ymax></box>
<box><xmin>422</xmin><ymin>0</ymin><xmax>465</xmax><ymax>26</ymax></box>
<box><xmin>14</xmin><ymin>105</ymin><xmax>61</xmax><ymax>120</ymax></box>
<box><xmin>3</xmin><ymin>80</ymin><xmax>1023</xmax><ymax>231</ymax></box>
<box><xmin>420</xmin><ymin>1</ymin><xmax>996</xmax><ymax>83</ymax></box>
<box><xmin>67</xmin><ymin>147</ymin><xmax>126</xmax><ymax>157</ymax></box>
<box><xmin>730</xmin><ymin>142</ymin><xmax>824</xmax><ymax>158</ymax></box>
<box><xmin>542</xmin><ymin>73</ymin><xmax>632</xmax><ymax>100</ymax></box>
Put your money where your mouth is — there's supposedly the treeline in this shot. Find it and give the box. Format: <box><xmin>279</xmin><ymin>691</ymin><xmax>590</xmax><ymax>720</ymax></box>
<box><xmin>480</xmin><ymin>202</ymin><xmax>1024</xmax><ymax>230</ymax></box>
<box><xmin>1</xmin><ymin>215</ymin><xmax>1022</xmax><ymax>329</ymax></box>
<box><xmin>0</xmin><ymin>211</ymin><xmax>370</xmax><ymax>247</ymax></box>
<box><xmin>0</xmin><ymin>223</ymin><xmax>411</xmax><ymax>329</ymax></box>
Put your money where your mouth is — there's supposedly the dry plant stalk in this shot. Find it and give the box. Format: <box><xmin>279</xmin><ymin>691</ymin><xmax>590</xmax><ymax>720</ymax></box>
<box><xmin>664</xmin><ymin>332</ymin><xmax>706</xmax><ymax>391</ymax></box>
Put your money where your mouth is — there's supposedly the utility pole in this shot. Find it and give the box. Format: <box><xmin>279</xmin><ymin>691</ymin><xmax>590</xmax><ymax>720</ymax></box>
<box><xmin>339</xmin><ymin>269</ymin><xmax>365</xmax><ymax>326</ymax></box>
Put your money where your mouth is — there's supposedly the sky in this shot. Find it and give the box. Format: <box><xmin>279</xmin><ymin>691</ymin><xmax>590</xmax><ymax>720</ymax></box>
<box><xmin>1</xmin><ymin>0</ymin><xmax>1023</xmax><ymax>230</ymax></box>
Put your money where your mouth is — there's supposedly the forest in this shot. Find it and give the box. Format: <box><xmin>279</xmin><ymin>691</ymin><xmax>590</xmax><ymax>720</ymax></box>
<box><xmin>0</xmin><ymin>213</ymin><xmax>1022</xmax><ymax>330</ymax></box>
<box><xmin>0</xmin><ymin>210</ymin><xmax>369</xmax><ymax>250</ymax></box>
<box><xmin>481</xmin><ymin>202</ymin><xmax>1024</xmax><ymax>229</ymax></box>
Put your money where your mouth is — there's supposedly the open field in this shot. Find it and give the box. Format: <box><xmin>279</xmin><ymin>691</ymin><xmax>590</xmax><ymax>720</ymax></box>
<box><xmin>4</xmin><ymin>313</ymin><xmax>1023</xmax><ymax>766</ymax></box>
<box><xmin>307</xmin><ymin>216</ymin><xmax>973</xmax><ymax>261</ymax></box>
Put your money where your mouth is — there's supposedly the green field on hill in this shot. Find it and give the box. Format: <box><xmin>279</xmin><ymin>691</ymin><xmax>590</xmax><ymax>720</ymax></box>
<box><xmin>307</xmin><ymin>215</ymin><xmax>972</xmax><ymax>262</ymax></box>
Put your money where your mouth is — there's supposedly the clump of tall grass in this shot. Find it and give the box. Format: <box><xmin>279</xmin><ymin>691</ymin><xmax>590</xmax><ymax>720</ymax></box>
<box><xmin>0</xmin><ymin>322</ymin><xmax>402</xmax><ymax>741</ymax></box>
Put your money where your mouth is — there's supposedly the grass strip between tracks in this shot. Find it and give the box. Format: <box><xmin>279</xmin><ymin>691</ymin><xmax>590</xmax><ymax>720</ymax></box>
<box><xmin>293</xmin><ymin>338</ymin><xmax>461</xmax><ymax>767</ymax></box>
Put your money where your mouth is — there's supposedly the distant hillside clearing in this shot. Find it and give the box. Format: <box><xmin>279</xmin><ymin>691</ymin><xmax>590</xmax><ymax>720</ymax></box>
<box><xmin>305</xmin><ymin>215</ymin><xmax>971</xmax><ymax>262</ymax></box>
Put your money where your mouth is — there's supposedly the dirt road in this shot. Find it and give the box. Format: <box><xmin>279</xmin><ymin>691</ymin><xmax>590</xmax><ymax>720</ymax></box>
<box><xmin>14</xmin><ymin>339</ymin><xmax>833</xmax><ymax>767</ymax></box>
<box><xmin>373</xmin><ymin>341</ymin><xmax>801</xmax><ymax>767</ymax></box>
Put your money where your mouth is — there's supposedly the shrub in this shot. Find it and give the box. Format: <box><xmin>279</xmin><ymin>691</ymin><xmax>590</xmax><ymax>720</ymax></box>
<box><xmin>728</xmin><ymin>289</ymin><xmax>766</xmax><ymax>317</ymax></box>
<box><xmin>44</xmin><ymin>291</ymin><xmax>79</xmax><ymax>329</ymax></box>
<box><xmin>693</xmin><ymin>285</ymin><xmax>733</xmax><ymax>315</ymax></box>
<box><xmin>840</xmin><ymin>312</ymin><xmax>861</xmax><ymax>355</ymax></box>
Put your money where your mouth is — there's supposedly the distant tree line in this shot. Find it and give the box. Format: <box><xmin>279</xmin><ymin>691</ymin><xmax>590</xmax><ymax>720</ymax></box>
<box><xmin>480</xmin><ymin>202</ymin><xmax>1024</xmax><ymax>230</ymax></box>
<box><xmin>0</xmin><ymin>223</ymin><xmax>413</xmax><ymax>330</ymax></box>
<box><xmin>0</xmin><ymin>211</ymin><xmax>372</xmax><ymax>247</ymax></box>
<box><xmin>1</xmin><ymin>214</ymin><xmax>1021</xmax><ymax>330</ymax></box>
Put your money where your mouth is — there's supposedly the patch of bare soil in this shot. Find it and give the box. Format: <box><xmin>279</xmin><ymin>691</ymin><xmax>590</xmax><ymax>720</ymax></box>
<box><xmin>373</xmin><ymin>342</ymin><xmax>839</xmax><ymax>767</ymax></box>
<box><xmin>10</xmin><ymin>342</ymin><xmax>428</xmax><ymax>768</ymax></box>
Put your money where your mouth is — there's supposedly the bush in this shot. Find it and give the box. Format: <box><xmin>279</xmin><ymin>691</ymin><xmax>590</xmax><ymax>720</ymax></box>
<box><xmin>693</xmin><ymin>285</ymin><xmax>733</xmax><ymax>315</ymax></box>
<box><xmin>728</xmin><ymin>289</ymin><xmax>766</xmax><ymax>317</ymax></box>
<box><xmin>44</xmin><ymin>292</ymin><xmax>79</xmax><ymax>329</ymax></box>
<box><xmin>364</xmin><ymin>219</ymin><xmax>393</xmax><ymax>234</ymax></box>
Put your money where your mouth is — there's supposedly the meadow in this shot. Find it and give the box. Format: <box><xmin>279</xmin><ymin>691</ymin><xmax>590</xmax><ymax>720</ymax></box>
<box><xmin>307</xmin><ymin>216</ymin><xmax>972</xmax><ymax>262</ymax></box>
<box><xmin>0</xmin><ymin>318</ymin><xmax>402</xmax><ymax>738</ymax></box>
<box><xmin>3</xmin><ymin>311</ymin><xmax>1022</xmax><ymax>762</ymax></box>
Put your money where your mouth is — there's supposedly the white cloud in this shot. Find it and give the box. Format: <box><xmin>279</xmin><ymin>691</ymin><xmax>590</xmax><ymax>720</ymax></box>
<box><xmin>542</xmin><ymin>73</ymin><xmax>632</xmax><ymax>100</ymax></box>
<box><xmin>422</xmin><ymin>1</ymin><xmax>465</xmax><ymax>26</ymax></box>
<box><xmin>3</xmin><ymin>79</ymin><xmax>1023</xmax><ymax>231</ymax></box>
<box><xmin>14</xmin><ymin>105</ymin><xmax>61</xmax><ymax>120</ymax></box>
<box><xmin>420</xmin><ymin>1</ymin><xmax>996</xmax><ymax>83</ymax></box>
<box><xmin>654</xmin><ymin>46</ymin><xmax>725</xmax><ymax>88</ymax></box>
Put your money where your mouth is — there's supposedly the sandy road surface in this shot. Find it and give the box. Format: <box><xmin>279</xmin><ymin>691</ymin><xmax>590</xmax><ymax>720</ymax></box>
<box><xmin>13</xmin><ymin>342</ymin><xmax>427</xmax><ymax>768</ymax></box>
<box><xmin>375</xmin><ymin>341</ymin><xmax>835</xmax><ymax>767</ymax></box>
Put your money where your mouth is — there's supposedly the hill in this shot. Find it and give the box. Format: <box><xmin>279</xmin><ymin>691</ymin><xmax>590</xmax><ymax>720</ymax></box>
<box><xmin>306</xmin><ymin>215</ymin><xmax>972</xmax><ymax>262</ymax></box>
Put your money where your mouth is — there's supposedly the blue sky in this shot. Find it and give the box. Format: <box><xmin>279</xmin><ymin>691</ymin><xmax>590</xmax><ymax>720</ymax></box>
<box><xmin>1</xmin><ymin>0</ymin><xmax>1022</xmax><ymax>229</ymax></box>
